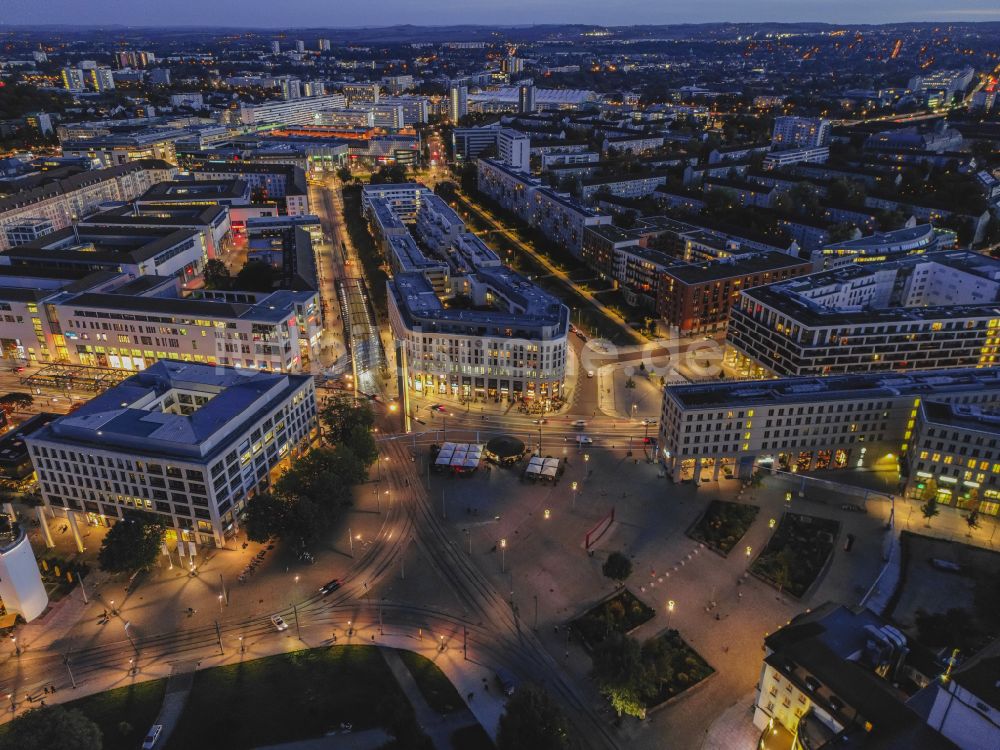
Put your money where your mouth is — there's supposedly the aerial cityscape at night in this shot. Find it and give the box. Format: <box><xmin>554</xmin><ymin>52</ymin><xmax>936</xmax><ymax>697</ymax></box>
<box><xmin>0</xmin><ymin>4</ymin><xmax>999</xmax><ymax>749</ymax></box>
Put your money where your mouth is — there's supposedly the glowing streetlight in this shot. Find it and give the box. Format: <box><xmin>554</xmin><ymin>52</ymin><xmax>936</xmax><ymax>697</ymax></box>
<box><xmin>500</xmin><ymin>538</ymin><xmax>507</xmax><ymax>572</ymax></box>
<box><xmin>543</xmin><ymin>508</ymin><xmax>551</xmax><ymax>519</ymax></box>
<box><xmin>769</xmin><ymin>518</ymin><xmax>776</xmax><ymax>529</ymax></box>
<box><xmin>571</xmin><ymin>481</ymin><xmax>578</xmax><ymax>509</ymax></box>
<box><xmin>667</xmin><ymin>600</ymin><xmax>675</xmax><ymax>628</ymax></box>
<box><xmin>746</xmin><ymin>545</ymin><xmax>753</xmax><ymax>559</ymax></box>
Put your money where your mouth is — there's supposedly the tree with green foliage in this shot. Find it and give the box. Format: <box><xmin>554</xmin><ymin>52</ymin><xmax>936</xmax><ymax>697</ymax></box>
<box><xmin>97</xmin><ymin>515</ymin><xmax>164</xmax><ymax>574</ymax></box>
<box><xmin>921</xmin><ymin>497</ymin><xmax>940</xmax><ymax>527</ymax></box>
<box><xmin>591</xmin><ymin>633</ymin><xmax>653</xmax><ymax>719</ymax></box>
<box><xmin>320</xmin><ymin>393</ymin><xmax>376</xmax><ymax>446</ymax></box>
<box><xmin>602</xmin><ymin>551</ymin><xmax>633</xmax><ymax>582</ymax></box>
<box><xmin>0</xmin><ymin>392</ymin><xmax>34</xmax><ymax>417</ymax></box>
<box><xmin>336</xmin><ymin>166</ymin><xmax>353</xmax><ymax>183</ymax></box>
<box><xmin>497</xmin><ymin>683</ymin><xmax>570</xmax><ymax>750</ymax></box>
<box><xmin>243</xmin><ymin>491</ymin><xmax>289</xmax><ymax>543</ymax></box>
<box><xmin>966</xmin><ymin>507</ymin><xmax>981</xmax><ymax>536</ymax></box>
<box><xmin>233</xmin><ymin>260</ymin><xmax>281</xmax><ymax>292</ymax></box>
<box><xmin>0</xmin><ymin>706</ymin><xmax>102</xmax><ymax>750</ymax></box>
<box><xmin>203</xmin><ymin>259</ymin><xmax>231</xmax><ymax>290</ymax></box>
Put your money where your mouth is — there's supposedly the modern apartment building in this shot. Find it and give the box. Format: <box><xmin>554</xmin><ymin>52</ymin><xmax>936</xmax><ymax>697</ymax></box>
<box><xmin>0</xmin><ymin>160</ymin><xmax>177</xmax><ymax>251</ymax></box>
<box><xmin>477</xmin><ymin>158</ymin><xmax>610</xmax><ymax>257</ymax></box>
<box><xmin>771</xmin><ymin>116</ymin><xmax>831</xmax><ymax>150</ymax></box>
<box><xmin>448</xmin><ymin>85</ymin><xmax>468</xmax><ymax>123</ymax></box>
<box><xmin>234</xmin><ymin>94</ymin><xmax>348</xmax><ymax>126</ymax></box>
<box><xmin>191</xmin><ymin>163</ymin><xmax>310</xmax><ymax>216</ymax></box>
<box><xmin>657</xmin><ymin>251</ymin><xmax>812</xmax><ymax>334</ymax></box>
<box><xmin>905</xmin><ymin>400</ymin><xmax>1000</xmax><ymax>517</ymax></box>
<box><xmin>25</xmin><ymin>360</ymin><xmax>319</xmax><ymax>547</ymax></box>
<box><xmin>813</xmin><ymin>224</ymin><xmax>940</xmax><ymax>270</ymax></box>
<box><xmin>60</xmin><ymin>129</ymin><xmax>185</xmax><ymax>168</ymax></box>
<box><xmin>497</xmin><ymin>128</ymin><xmax>530</xmax><ymax>172</ymax></box>
<box><xmin>658</xmin><ymin>367</ymin><xmax>1000</xmax><ymax>489</ymax></box>
<box><xmin>78</xmin><ymin>204</ymin><xmax>230</xmax><ymax>261</ymax></box>
<box><xmin>368</xmin><ymin>183</ymin><xmax>569</xmax><ymax>403</ymax></box>
<box><xmin>726</xmin><ymin>252</ymin><xmax>1000</xmax><ymax>378</ymax></box>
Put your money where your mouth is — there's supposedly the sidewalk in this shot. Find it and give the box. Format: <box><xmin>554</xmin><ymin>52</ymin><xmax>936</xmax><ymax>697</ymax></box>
<box><xmin>380</xmin><ymin>648</ymin><xmax>481</xmax><ymax>750</ymax></box>
<box><xmin>701</xmin><ymin>692</ymin><xmax>760</xmax><ymax>750</ymax></box>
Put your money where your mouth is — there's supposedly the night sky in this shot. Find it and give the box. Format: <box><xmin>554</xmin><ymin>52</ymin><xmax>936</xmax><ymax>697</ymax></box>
<box><xmin>3</xmin><ymin>0</ymin><xmax>1000</xmax><ymax>27</ymax></box>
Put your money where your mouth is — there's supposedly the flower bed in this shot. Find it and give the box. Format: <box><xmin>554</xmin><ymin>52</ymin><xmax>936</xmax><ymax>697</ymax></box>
<box><xmin>570</xmin><ymin>588</ymin><xmax>655</xmax><ymax>651</ymax></box>
<box><xmin>688</xmin><ymin>500</ymin><xmax>759</xmax><ymax>555</ymax></box>
<box><xmin>751</xmin><ymin>512</ymin><xmax>840</xmax><ymax>598</ymax></box>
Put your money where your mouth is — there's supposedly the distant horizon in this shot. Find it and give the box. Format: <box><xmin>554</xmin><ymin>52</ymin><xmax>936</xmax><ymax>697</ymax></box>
<box><xmin>3</xmin><ymin>0</ymin><xmax>1000</xmax><ymax>30</ymax></box>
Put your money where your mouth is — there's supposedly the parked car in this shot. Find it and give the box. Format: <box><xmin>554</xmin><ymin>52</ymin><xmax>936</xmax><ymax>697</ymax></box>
<box><xmin>495</xmin><ymin>668</ymin><xmax>518</xmax><ymax>696</ymax></box>
<box><xmin>319</xmin><ymin>579</ymin><xmax>341</xmax><ymax>595</ymax></box>
<box><xmin>930</xmin><ymin>558</ymin><xmax>962</xmax><ymax>573</ymax></box>
<box><xmin>142</xmin><ymin>725</ymin><xmax>163</xmax><ymax>749</ymax></box>
<box><xmin>271</xmin><ymin>614</ymin><xmax>289</xmax><ymax>631</ymax></box>
<box><xmin>840</xmin><ymin>503</ymin><xmax>866</xmax><ymax>513</ymax></box>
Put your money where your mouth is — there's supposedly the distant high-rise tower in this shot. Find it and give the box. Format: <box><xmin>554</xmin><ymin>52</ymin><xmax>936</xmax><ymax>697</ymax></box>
<box><xmin>61</xmin><ymin>67</ymin><xmax>85</xmax><ymax>92</ymax></box>
<box><xmin>448</xmin><ymin>85</ymin><xmax>468</xmax><ymax>124</ymax></box>
<box><xmin>271</xmin><ymin>41</ymin><xmax>281</xmax><ymax>55</ymax></box>
<box><xmin>318</xmin><ymin>39</ymin><xmax>331</xmax><ymax>52</ymax></box>
<box><xmin>771</xmin><ymin>116</ymin><xmax>831</xmax><ymax>150</ymax></box>
<box><xmin>295</xmin><ymin>40</ymin><xmax>305</xmax><ymax>54</ymax></box>
<box><xmin>518</xmin><ymin>83</ymin><xmax>536</xmax><ymax>113</ymax></box>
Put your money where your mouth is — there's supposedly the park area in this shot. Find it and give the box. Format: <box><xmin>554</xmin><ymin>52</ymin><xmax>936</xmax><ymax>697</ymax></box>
<box><xmin>570</xmin><ymin>588</ymin><xmax>656</xmax><ymax>651</ymax></box>
<box><xmin>751</xmin><ymin>512</ymin><xmax>840</xmax><ymax>598</ymax></box>
<box><xmin>0</xmin><ymin>647</ymin><xmax>470</xmax><ymax>750</ymax></box>
<box><xmin>687</xmin><ymin>500</ymin><xmax>759</xmax><ymax>555</ymax></box>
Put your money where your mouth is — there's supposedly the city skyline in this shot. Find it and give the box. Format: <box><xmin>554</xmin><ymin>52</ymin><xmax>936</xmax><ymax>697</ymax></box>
<box><xmin>3</xmin><ymin>0</ymin><xmax>1000</xmax><ymax>27</ymax></box>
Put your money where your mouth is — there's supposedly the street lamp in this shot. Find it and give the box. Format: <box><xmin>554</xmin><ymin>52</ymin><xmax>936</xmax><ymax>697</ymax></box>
<box><xmin>500</xmin><ymin>538</ymin><xmax>507</xmax><ymax>573</ymax></box>
<box><xmin>571</xmin><ymin>481</ymin><xmax>578</xmax><ymax>510</ymax></box>
<box><xmin>769</xmin><ymin>518</ymin><xmax>776</xmax><ymax>529</ymax></box>
<box><xmin>10</xmin><ymin>636</ymin><xmax>19</xmax><ymax>657</ymax></box>
<box><xmin>543</xmin><ymin>508</ymin><xmax>551</xmax><ymax>519</ymax></box>
<box><xmin>217</xmin><ymin>594</ymin><xmax>224</xmax><ymax>613</ymax></box>
<box><xmin>667</xmin><ymin>600</ymin><xmax>675</xmax><ymax>629</ymax></box>
<box><xmin>239</xmin><ymin>635</ymin><xmax>245</xmax><ymax>653</ymax></box>
<box><xmin>746</xmin><ymin>545</ymin><xmax>753</xmax><ymax>560</ymax></box>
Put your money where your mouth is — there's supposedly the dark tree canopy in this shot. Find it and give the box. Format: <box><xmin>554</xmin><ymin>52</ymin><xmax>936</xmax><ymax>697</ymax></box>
<box><xmin>497</xmin><ymin>683</ymin><xmax>570</xmax><ymax>750</ymax></box>
<box><xmin>0</xmin><ymin>706</ymin><xmax>102</xmax><ymax>750</ymax></box>
<box><xmin>602</xmin><ymin>551</ymin><xmax>633</xmax><ymax>581</ymax></box>
<box><xmin>97</xmin><ymin>516</ymin><xmax>164</xmax><ymax>573</ymax></box>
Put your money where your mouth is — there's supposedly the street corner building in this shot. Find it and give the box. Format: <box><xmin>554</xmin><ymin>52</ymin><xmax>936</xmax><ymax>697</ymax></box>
<box><xmin>24</xmin><ymin>360</ymin><xmax>318</xmax><ymax>548</ymax></box>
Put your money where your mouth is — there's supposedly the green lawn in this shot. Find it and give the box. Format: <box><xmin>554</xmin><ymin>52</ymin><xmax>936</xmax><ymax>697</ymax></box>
<box><xmin>63</xmin><ymin>679</ymin><xmax>166</xmax><ymax>750</ymax></box>
<box><xmin>165</xmin><ymin>646</ymin><xmax>410</xmax><ymax>750</ymax></box>
<box><xmin>451</xmin><ymin>723</ymin><xmax>496</xmax><ymax>750</ymax></box>
<box><xmin>397</xmin><ymin>649</ymin><xmax>465</xmax><ymax>714</ymax></box>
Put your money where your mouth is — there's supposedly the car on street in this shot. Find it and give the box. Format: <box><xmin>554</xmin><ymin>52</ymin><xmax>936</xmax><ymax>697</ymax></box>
<box><xmin>586</xmin><ymin>370</ymin><xmax>594</xmax><ymax>378</ymax></box>
<box><xmin>319</xmin><ymin>579</ymin><xmax>341</xmax><ymax>595</ymax></box>
<box><xmin>575</xmin><ymin>435</ymin><xmax>594</xmax><ymax>444</ymax></box>
<box><xmin>271</xmin><ymin>614</ymin><xmax>289</xmax><ymax>631</ymax></box>
<box><xmin>642</xmin><ymin>418</ymin><xmax>657</xmax><ymax>426</ymax></box>
<box><xmin>431</xmin><ymin>404</ymin><xmax>447</xmax><ymax>413</ymax></box>
<box><xmin>532</xmin><ymin>418</ymin><xmax>548</xmax><ymax>425</ymax></box>
<box><xmin>142</xmin><ymin>725</ymin><xmax>163</xmax><ymax>749</ymax></box>
<box><xmin>572</xmin><ymin>420</ymin><xmax>587</xmax><ymax>429</ymax></box>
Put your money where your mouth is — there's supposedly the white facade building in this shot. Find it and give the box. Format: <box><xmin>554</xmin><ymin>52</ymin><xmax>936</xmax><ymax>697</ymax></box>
<box><xmin>26</xmin><ymin>361</ymin><xmax>319</xmax><ymax>547</ymax></box>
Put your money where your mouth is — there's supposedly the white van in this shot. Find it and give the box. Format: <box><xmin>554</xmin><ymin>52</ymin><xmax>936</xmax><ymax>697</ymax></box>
<box><xmin>572</xmin><ymin>420</ymin><xmax>586</xmax><ymax>429</ymax></box>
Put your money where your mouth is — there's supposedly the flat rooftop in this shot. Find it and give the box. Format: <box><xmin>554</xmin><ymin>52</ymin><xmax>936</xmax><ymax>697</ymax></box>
<box><xmin>137</xmin><ymin>179</ymin><xmax>248</xmax><ymax>202</ymax></box>
<box><xmin>663</xmin><ymin>250</ymin><xmax>808</xmax><ymax>285</ymax></box>
<box><xmin>30</xmin><ymin>360</ymin><xmax>312</xmax><ymax>460</ymax></box>
<box><xmin>666</xmin><ymin>367</ymin><xmax>1000</xmax><ymax>410</ymax></box>
<box><xmin>3</xmin><ymin>226</ymin><xmax>200</xmax><ymax>266</ymax></box>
